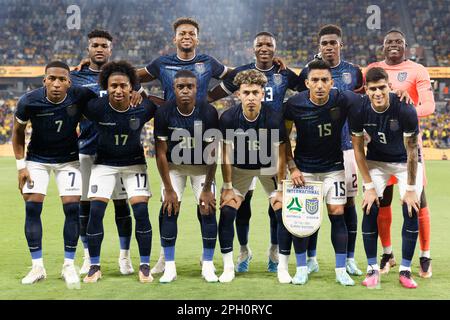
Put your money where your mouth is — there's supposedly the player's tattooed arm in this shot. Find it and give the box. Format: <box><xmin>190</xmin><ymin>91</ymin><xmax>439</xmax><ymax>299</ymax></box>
<box><xmin>351</xmin><ymin>134</ymin><xmax>380</xmax><ymax>214</ymax></box>
<box><xmin>207</xmin><ymin>84</ymin><xmax>229</xmax><ymax>103</ymax></box>
<box><xmin>137</xmin><ymin>68</ymin><xmax>156</xmax><ymax>83</ymax></box>
<box><xmin>155</xmin><ymin>140</ymin><xmax>179</xmax><ymax>216</ymax></box>
<box><xmin>403</xmin><ymin>134</ymin><xmax>420</xmax><ymax>216</ymax></box>
<box><xmin>284</xmin><ymin>120</ymin><xmax>305</xmax><ymax>186</ymax></box>
<box><xmin>12</xmin><ymin>119</ymin><xmax>32</xmax><ymax>194</ymax></box>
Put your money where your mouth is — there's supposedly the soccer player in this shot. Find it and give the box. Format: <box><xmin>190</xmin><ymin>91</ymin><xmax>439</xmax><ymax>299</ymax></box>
<box><xmin>218</xmin><ymin>69</ymin><xmax>287</xmax><ymax>283</ymax></box>
<box><xmin>71</xmin><ymin>29</ymin><xmax>135</xmax><ymax>276</ymax></box>
<box><xmin>12</xmin><ymin>61</ymin><xmax>97</xmax><ymax>286</ymax></box>
<box><xmin>297</xmin><ymin>24</ymin><xmax>364</xmax><ymax>276</ymax></box>
<box><xmin>136</xmin><ymin>17</ymin><xmax>229</xmax><ymax>274</ymax></box>
<box><xmin>349</xmin><ymin>67</ymin><xmax>422</xmax><ymax>289</ymax></box>
<box><xmin>82</xmin><ymin>61</ymin><xmax>157</xmax><ymax>283</ymax></box>
<box><xmin>282</xmin><ymin>59</ymin><xmax>363</xmax><ymax>286</ymax></box>
<box><xmin>154</xmin><ymin>70</ymin><xmax>219</xmax><ymax>283</ymax></box>
<box><xmin>367</xmin><ymin>30</ymin><xmax>435</xmax><ymax>277</ymax></box>
<box><xmin>208</xmin><ymin>31</ymin><xmax>299</xmax><ymax>273</ymax></box>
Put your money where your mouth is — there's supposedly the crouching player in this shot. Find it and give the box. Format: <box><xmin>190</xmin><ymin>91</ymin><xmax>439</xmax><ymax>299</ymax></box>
<box><xmin>154</xmin><ymin>70</ymin><xmax>220</xmax><ymax>283</ymax></box>
<box><xmin>82</xmin><ymin>61</ymin><xmax>157</xmax><ymax>283</ymax></box>
<box><xmin>349</xmin><ymin>67</ymin><xmax>422</xmax><ymax>289</ymax></box>
<box><xmin>218</xmin><ymin>69</ymin><xmax>287</xmax><ymax>283</ymax></box>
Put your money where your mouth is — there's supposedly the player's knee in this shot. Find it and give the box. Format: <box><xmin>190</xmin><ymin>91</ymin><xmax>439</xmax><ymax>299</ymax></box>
<box><xmin>345</xmin><ymin>197</ymin><xmax>355</xmax><ymax>207</ymax></box>
<box><xmin>61</xmin><ymin>195</ymin><xmax>80</xmax><ymax>204</ymax></box>
<box><xmin>23</xmin><ymin>193</ymin><xmax>45</xmax><ymax>203</ymax></box>
<box><xmin>327</xmin><ymin>204</ymin><xmax>344</xmax><ymax>216</ymax></box>
<box><xmin>129</xmin><ymin>196</ymin><xmax>149</xmax><ymax>206</ymax></box>
<box><xmin>131</xmin><ymin>202</ymin><xmax>149</xmax><ymax>221</ymax></box>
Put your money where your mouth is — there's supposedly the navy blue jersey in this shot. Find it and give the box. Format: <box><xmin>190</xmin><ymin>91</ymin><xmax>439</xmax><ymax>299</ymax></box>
<box><xmin>15</xmin><ymin>86</ymin><xmax>97</xmax><ymax>163</ymax></box>
<box><xmin>221</xmin><ymin>63</ymin><xmax>298</xmax><ymax>112</ymax></box>
<box><xmin>145</xmin><ymin>53</ymin><xmax>227</xmax><ymax>102</ymax></box>
<box><xmin>83</xmin><ymin>97</ymin><xmax>157</xmax><ymax>166</ymax></box>
<box><xmin>70</xmin><ymin>66</ymin><xmax>106</xmax><ymax>155</ymax></box>
<box><xmin>298</xmin><ymin>60</ymin><xmax>363</xmax><ymax>151</ymax></box>
<box><xmin>284</xmin><ymin>89</ymin><xmax>363</xmax><ymax>173</ymax></box>
<box><xmin>220</xmin><ymin>104</ymin><xmax>286</xmax><ymax>170</ymax></box>
<box><xmin>348</xmin><ymin>93</ymin><xmax>420</xmax><ymax>163</ymax></box>
<box><xmin>154</xmin><ymin>100</ymin><xmax>219</xmax><ymax>165</ymax></box>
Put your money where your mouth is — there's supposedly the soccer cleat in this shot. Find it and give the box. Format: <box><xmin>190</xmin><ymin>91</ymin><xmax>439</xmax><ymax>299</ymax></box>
<box><xmin>267</xmin><ymin>246</ymin><xmax>279</xmax><ymax>273</ymax></box>
<box><xmin>138</xmin><ymin>264</ymin><xmax>153</xmax><ymax>283</ymax></box>
<box><xmin>219</xmin><ymin>268</ymin><xmax>235</xmax><ymax>283</ymax></box>
<box><xmin>362</xmin><ymin>269</ymin><xmax>380</xmax><ymax>288</ymax></box>
<box><xmin>399</xmin><ymin>270</ymin><xmax>418</xmax><ymax>289</ymax></box>
<box><xmin>419</xmin><ymin>257</ymin><xmax>432</xmax><ymax>278</ymax></box>
<box><xmin>306</xmin><ymin>258</ymin><xmax>319</xmax><ymax>274</ymax></box>
<box><xmin>201</xmin><ymin>261</ymin><xmax>219</xmax><ymax>283</ymax></box>
<box><xmin>83</xmin><ymin>265</ymin><xmax>102</xmax><ymax>283</ymax></box>
<box><xmin>380</xmin><ymin>253</ymin><xmax>396</xmax><ymax>274</ymax></box>
<box><xmin>335</xmin><ymin>269</ymin><xmax>355</xmax><ymax>286</ymax></box>
<box><xmin>21</xmin><ymin>265</ymin><xmax>47</xmax><ymax>285</ymax></box>
<box><xmin>267</xmin><ymin>258</ymin><xmax>278</xmax><ymax>273</ymax></box>
<box><xmin>79</xmin><ymin>255</ymin><xmax>91</xmax><ymax>275</ymax></box>
<box><xmin>119</xmin><ymin>256</ymin><xmax>134</xmax><ymax>275</ymax></box>
<box><xmin>292</xmin><ymin>266</ymin><xmax>308</xmax><ymax>285</ymax></box>
<box><xmin>277</xmin><ymin>269</ymin><xmax>292</xmax><ymax>284</ymax></box>
<box><xmin>150</xmin><ymin>254</ymin><xmax>165</xmax><ymax>275</ymax></box>
<box><xmin>159</xmin><ymin>262</ymin><xmax>177</xmax><ymax>283</ymax></box>
<box><xmin>199</xmin><ymin>257</ymin><xmax>217</xmax><ymax>273</ymax></box>
<box><xmin>61</xmin><ymin>263</ymin><xmax>80</xmax><ymax>289</ymax></box>
<box><xmin>236</xmin><ymin>249</ymin><xmax>252</xmax><ymax>273</ymax></box>
<box><xmin>346</xmin><ymin>259</ymin><xmax>363</xmax><ymax>276</ymax></box>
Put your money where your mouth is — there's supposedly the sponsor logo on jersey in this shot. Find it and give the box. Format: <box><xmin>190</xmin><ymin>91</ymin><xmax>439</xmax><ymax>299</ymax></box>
<box><xmin>165</xmin><ymin>66</ymin><xmax>181</xmax><ymax>71</ymax></box>
<box><xmin>305</xmin><ymin>198</ymin><xmax>319</xmax><ymax>215</ymax></box>
<box><xmin>91</xmin><ymin>185</ymin><xmax>98</xmax><ymax>193</ymax></box>
<box><xmin>195</xmin><ymin>63</ymin><xmax>206</xmax><ymax>74</ymax></box>
<box><xmin>342</xmin><ymin>72</ymin><xmax>352</xmax><ymax>85</ymax></box>
<box><xmin>397</xmin><ymin>72</ymin><xmax>408</xmax><ymax>82</ymax></box>
<box><xmin>273</xmin><ymin>74</ymin><xmax>282</xmax><ymax>86</ymax></box>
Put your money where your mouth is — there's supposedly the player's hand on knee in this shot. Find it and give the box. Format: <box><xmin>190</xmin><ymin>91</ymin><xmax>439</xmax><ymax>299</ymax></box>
<box><xmin>130</xmin><ymin>91</ymin><xmax>143</xmax><ymax>107</ymax></box>
<box><xmin>199</xmin><ymin>190</ymin><xmax>216</xmax><ymax>215</ymax></box>
<box><xmin>220</xmin><ymin>189</ymin><xmax>237</xmax><ymax>208</ymax></box>
<box><xmin>362</xmin><ymin>188</ymin><xmax>379</xmax><ymax>214</ymax></box>
<box><xmin>18</xmin><ymin>168</ymin><xmax>32</xmax><ymax>195</ymax></box>
<box><xmin>402</xmin><ymin>191</ymin><xmax>420</xmax><ymax>217</ymax></box>
<box><xmin>290</xmin><ymin>168</ymin><xmax>305</xmax><ymax>186</ymax></box>
<box><xmin>394</xmin><ymin>89</ymin><xmax>413</xmax><ymax>105</ymax></box>
<box><xmin>163</xmin><ymin>189</ymin><xmax>179</xmax><ymax>216</ymax></box>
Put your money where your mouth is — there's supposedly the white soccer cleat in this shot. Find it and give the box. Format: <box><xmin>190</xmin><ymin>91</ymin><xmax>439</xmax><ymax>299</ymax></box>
<box><xmin>22</xmin><ymin>265</ymin><xmax>47</xmax><ymax>285</ymax></box>
<box><xmin>219</xmin><ymin>268</ymin><xmax>235</xmax><ymax>283</ymax></box>
<box><xmin>61</xmin><ymin>263</ymin><xmax>80</xmax><ymax>289</ymax></box>
<box><xmin>151</xmin><ymin>254</ymin><xmax>165</xmax><ymax>275</ymax></box>
<box><xmin>277</xmin><ymin>269</ymin><xmax>292</xmax><ymax>284</ymax></box>
<box><xmin>159</xmin><ymin>261</ymin><xmax>177</xmax><ymax>283</ymax></box>
<box><xmin>119</xmin><ymin>255</ymin><xmax>134</xmax><ymax>275</ymax></box>
<box><xmin>202</xmin><ymin>261</ymin><xmax>219</xmax><ymax>283</ymax></box>
<box><xmin>335</xmin><ymin>268</ymin><xmax>355</xmax><ymax>286</ymax></box>
<box><xmin>79</xmin><ymin>255</ymin><xmax>91</xmax><ymax>275</ymax></box>
<box><xmin>292</xmin><ymin>266</ymin><xmax>308</xmax><ymax>285</ymax></box>
<box><xmin>199</xmin><ymin>256</ymin><xmax>217</xmax><ymax>273</ymax></box>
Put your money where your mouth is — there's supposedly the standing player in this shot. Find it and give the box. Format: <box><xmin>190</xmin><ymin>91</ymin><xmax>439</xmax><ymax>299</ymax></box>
<box><xmin>71</xmin><ymin>29</ymin><xmax>135</xmax><ymax>276</ymax></box>
<box><xmin>218</xmin><ymin>69</ymin><xmax>287</xmax><ymax>283</ymax></box>
<box><xmin>137</xmin><ymin>17</ymin><xmax>229</xmax><ymax>274</ymax></box>
<box><xmin>82</xmin><ymin>61</ymin><xmax>156</xmax><ymax>283</ymax></box>
<box><xmin>282</xmin><ymin>59</ymin><xmax>360</xmax><ymax>286</ymax></box>
<box><xmin>349</xmin><ymin>67</ymin><xmax>422</xmax><ymax>288</ymax></box>
<box><xmin>297</xmin><ymin>25</ymin><xmax>364</xmax><ymax>276</ymax></box>
<box><xmin>367</xmin><ymin>30</ymin><xmax>435</xmax><ymax>277</ymax></box>
<box><xmin>154</xmin><ymin>70</ymin><xmax>219</xmax><ymax>283</ymax></box>
<box><xmin>12</xmin><ymin>61</ymin><xmax>96</xmax><ymax>286</ymax></box>
<box><xmin>208</xmin><ymin>32</ymin><xmax>299</xmax><ymax>273</ymax></box>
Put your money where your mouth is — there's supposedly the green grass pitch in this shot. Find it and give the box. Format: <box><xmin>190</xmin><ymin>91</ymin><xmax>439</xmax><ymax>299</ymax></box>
<box><xmin>0</xmin><ymin>157</ymin><xmax>449</xmax><ymax>300</ymax></box>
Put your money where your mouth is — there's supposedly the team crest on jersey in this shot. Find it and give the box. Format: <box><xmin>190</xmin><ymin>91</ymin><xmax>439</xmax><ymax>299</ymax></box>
<box><xmin>66</xmin><ymin>104</ymin><xmax>78</xmax><ymax>117</ymax></box>
<box><xmin>195</xmin><ymin>63</ymin><xmax>206</xmax><ymax>74</ymax></box>
<box><xmin>129</xmin><ymin>117</ymin><xmax>140</xmax><ymax>130</ymax></box>
<box><xmin>397</xmin><ymin>72</ymin><xmax>408</xmax><ymax>82</ymax></box>
<box><xmin>305</xmin><ymin>198</ymin><xmax>319</xmax><ymax>215</ymax></box>
<box><xmin>389</xmin><ymin>119</ymin><xmax>400</xmax><ymax>131</ymax></box>
<box><xmin>273</xmin><ymin>74</ymin><xmax>282</xmax><ymax>86</ymax></box>
<box><xmin>342</xmin><ymin>72</ymin><xmax>352</xmax><ymax>85</ymax></box>
<box><xmin>91</xmin><ymin>185</ymin><xmax>98</xmax><ymax>193</ymax></box>
<box><xmin>27</xmin><ymin>180</ymin><xmax>34</xmax><ymax>189</ymax></box>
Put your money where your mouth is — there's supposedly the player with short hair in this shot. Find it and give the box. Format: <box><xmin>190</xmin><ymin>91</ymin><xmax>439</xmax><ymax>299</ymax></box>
<box><xmin>366</xmin><ymin>30</ymin><xmax>435</xmax><ymax>277</ymax></box>
<box><xmin>208</xmin><ymin>31</ymin><xmax>299</xmax><ymax>273</ymax></box>
<box><xmin>71</xmin><ymin>29</ymin><xmax>135</xmax><ymax>276</ymax></box>
<box><xmin>282</xmin><ymin>59</ymin><xmax>363</xmax><ymax>286</ymax></box>
<box><xmin>349</xmin><ymin>67</ymin><xmax>422</xmax><ymax>288</ymax></box>
<box><xmin>218</xmin><ymin>69</ymin><xmax>287</xmax><ymax>283</ymax></box>
<box><xmin>297</xmin><ymin>24</ymin><xmax>364</xmax><ymax>276</ymax></box>
<box><xmin>154</xmin><ymin>69</ymin><xmax>219</xmax><ymax>283</ymax></box>
<box><xmin>81</xmin><ymin>61</ymin><xmax>157</xmax><ymax>283</ymax></box>
<box><xmin>12</xmin><ymin>61</ymin><xmax>97</xmax><ymax>286</ymax></box>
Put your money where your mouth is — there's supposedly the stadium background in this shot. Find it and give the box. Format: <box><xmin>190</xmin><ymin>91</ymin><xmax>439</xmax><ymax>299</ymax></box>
<box><xmin>0</xmin><ymin>0</ymin><xmax>449</xmax><ymax>300</ymax></box>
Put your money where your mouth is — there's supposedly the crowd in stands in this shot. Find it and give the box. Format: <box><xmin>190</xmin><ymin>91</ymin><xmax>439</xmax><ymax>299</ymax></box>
<box><xmin>421</xmin><ymin>104</ymin><xmax>450</xmax><ymax>149</ymax></box>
